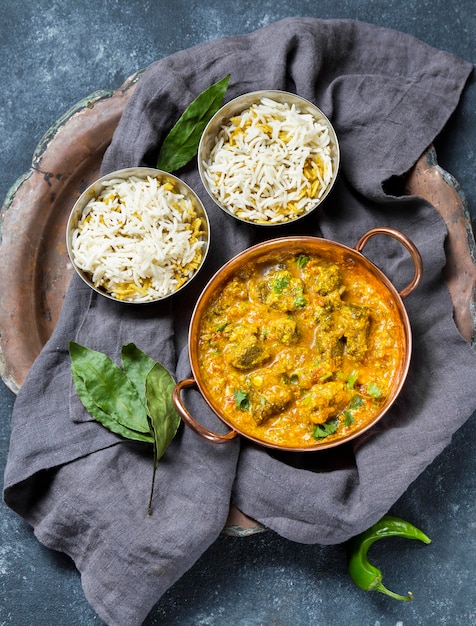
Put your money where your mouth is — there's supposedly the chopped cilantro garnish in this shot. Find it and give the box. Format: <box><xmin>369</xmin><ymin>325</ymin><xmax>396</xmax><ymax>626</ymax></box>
<box><xmin>312</xmin><ymin>417</ymin><xmax>339</xmax><ymax>439</ymax></box>
<box><xmin>350</xmin><ymin>395</ymin><xmax>364</xmax><ymax>409</ymax></box>
<box><xmin>367</xmin><ymin>382</ymin><xmax>383</xmax><ymax>398</ymax></box>
<box><xmin>234</xmin><ymin>389</ymin><xmax>250</xmax><ymax>411</ymax></box>
<box><xmin>347</xmin><ymin>370</ymin><xmax>358</xmax><ymax>390</ymax></box>
<box><xmin>343</xmin><ymin>410</ymin><xmax>355</xmax><ymax>426</ymax></box>
<box><xmin>296</xmin><ymin>254</ymin><xmax>310</xmax><ymax>269</ymax></box>
<box><xmin>294</xmin><ymin>294</ymin><xmax>307</xmax><ymax>308</ymax></box>
<box><xmin>272</xmin><ymin>274</ymin><xmax>290</xmax><ymax>294</ymax></box>
<box><xmin>337</xmin><ymin>370</ymin><xmax>358</xmax><ymax>389</ymax></box>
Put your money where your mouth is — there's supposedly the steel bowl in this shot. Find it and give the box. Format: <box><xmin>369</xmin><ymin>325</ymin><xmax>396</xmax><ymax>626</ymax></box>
<box><xmin>173</xmin><ymin>227</ymin><xmax>423</xmax><ymax>451</ymax></box>
<box><xmin>66</xmin><ymin>167</ymin><xmax>210</xmax><ymax>304</ymax></box>
<box><xmin>198</xmin><ymin>90</ymin><xmax>340</xmax><ymax>226</ymax></box>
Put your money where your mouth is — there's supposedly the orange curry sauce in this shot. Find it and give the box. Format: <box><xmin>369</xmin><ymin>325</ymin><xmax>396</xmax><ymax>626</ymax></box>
<box><xmin>197</xmin><ymin>249</ymin><xmax>404</xmax><ymax>448</ymax></box>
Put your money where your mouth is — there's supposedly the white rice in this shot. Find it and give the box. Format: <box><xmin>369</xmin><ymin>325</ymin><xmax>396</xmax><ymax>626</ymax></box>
<box><xmin>70</xmin><ymin>175</ymin><xmax>206</xmax><ymax>302</ymax></box>
<box><xmin>202</xmin><ymin>97</ymin><xmax>335</xmax><ymax>224</ymax></box>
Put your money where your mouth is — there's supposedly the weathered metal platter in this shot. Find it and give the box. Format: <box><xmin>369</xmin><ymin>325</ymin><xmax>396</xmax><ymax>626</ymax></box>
<box><xmin>0</xmin><ymin>74</ymin><xmax>475</xmax><ymax>537</ymax></box>
<box><xmin>404</xmin><ymin>146</ymin><xmax>476</xmax><ymax>344</ymax></box>
<box><xmin>0</xmin><ymin>72</ymin><xmax>142</xmax><ymax>394</ymax></box>
<box><xmin>1</xmin><ymin>90</ymin><xmax>475</xmax><ymax>396</ymax></box>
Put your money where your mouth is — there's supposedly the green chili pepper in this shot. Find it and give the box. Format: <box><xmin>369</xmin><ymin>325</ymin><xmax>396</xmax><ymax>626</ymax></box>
<box><xmin>347</xmin><ymin>515</ymin><xmax>431</xmax><ymax>601</ymax></box>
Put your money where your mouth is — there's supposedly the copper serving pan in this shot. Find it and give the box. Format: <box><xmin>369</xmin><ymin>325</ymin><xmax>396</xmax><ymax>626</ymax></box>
<box><xmin>173</xmin><ymin>227</ymin><xmax>423</xmax><ymax>451</ymax></box>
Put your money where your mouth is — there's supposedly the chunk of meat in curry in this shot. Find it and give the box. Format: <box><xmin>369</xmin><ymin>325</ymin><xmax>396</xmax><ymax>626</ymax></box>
<box><xmin>223</xmin><ymin>325</ymin><xmax>271</xmax><ymax>370</ymax></box>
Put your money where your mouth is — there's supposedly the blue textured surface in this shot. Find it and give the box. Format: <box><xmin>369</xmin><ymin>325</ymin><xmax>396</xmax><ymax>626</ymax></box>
<box><xmin>1</xmin><ymin>2</ymin><xmax>475</xmax><ymax>625</ymax></box>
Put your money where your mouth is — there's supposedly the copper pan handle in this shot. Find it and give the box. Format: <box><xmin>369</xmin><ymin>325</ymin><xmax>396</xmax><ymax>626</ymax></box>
<box><xmin>355</xmin><ymin>227</ymin><xmax>423</xmax><ymax>298</ymax></box>
<box><xmin>173</xmin><ymin>378</ymin><xmax>239</xmax><ymax>444</ymax></box>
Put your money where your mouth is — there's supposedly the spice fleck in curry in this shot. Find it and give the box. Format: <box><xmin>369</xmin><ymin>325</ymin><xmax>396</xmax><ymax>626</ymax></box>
<box><xmin>197</xmin><ymin>250</ymin><xmax>404</xmax><ymax>447</ymax></box>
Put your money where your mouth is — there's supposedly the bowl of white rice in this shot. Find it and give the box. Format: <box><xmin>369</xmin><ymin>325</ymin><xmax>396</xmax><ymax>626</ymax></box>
<box><xmin>66</xmin><ymin>167</ymin><xmax>210</xmax><ymax>303</ymax></box>
<box><xmin>198</xmin><ymin>90</ymin><xmax>340</xmax><ymax>226</ymax></box>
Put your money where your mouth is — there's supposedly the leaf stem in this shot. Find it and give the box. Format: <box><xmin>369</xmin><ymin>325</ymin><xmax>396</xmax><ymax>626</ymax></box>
<box><xmin>148</xmin><ymin>438</ymin><xmax>158</xmax><ymax>517</ymax></box>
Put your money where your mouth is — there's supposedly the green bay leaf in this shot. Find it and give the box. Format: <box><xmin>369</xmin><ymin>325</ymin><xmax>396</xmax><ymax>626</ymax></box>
<box><xmin>69</xmin><ymin>341</ymin><xmax>150</xmax><ymax>435</ymax></box>
<box><xmin>121</xmin><ymin>342</ymin><xmax>156</xmax><ymax>409</ymax></box>
<box><xmin>145</xmin><ymin>361</ymin><xmax>181</xmax><ymax>462</ymax></box>
<box><xmin>71</xmin><ymin>364</ymin><xmax>154</xmax><ymax>443</ymax></box>
<box><xmin>156</xmin><ymin>74</ymin><xmax>230</xmax><ymax>172</ymax></box>
<box><xmin>145</xmin><ymin>361</ymin><xmax>181</xmax><ymax>515</ymax></box>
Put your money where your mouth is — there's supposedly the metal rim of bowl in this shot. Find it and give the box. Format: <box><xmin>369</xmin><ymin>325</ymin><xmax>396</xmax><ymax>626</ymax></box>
<box><xmin>197</xmin><ymin>89</ymin><xmax>341</xmax><ymax>227</ymax></box>
<box><xmin>66</xmin><ymin>167</ymin><xmax>211</xmax><ymax>304</ymax></box>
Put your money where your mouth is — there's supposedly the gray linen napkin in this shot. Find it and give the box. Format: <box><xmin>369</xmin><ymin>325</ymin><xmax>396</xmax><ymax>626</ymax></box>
<box><xmin>4</xmin><ymin>17</ymin><xmax>476</xmax><ymax>626</ymax></box>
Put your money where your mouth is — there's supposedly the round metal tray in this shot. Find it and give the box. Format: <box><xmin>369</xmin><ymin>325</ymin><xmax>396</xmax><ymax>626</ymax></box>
<box><xmin>1</xmin><ymin>72</ymin><xmax>475</xmax><ymax>394</ymax></box>
<box><xmin>1</xmin><ymin>75</ymin><xmax>475</xmax><ymax>536</ymax></box>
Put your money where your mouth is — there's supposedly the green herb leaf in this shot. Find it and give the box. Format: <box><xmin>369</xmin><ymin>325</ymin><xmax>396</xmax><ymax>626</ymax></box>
<box><xmin>367</xmin><ymin>382</ymin><xmax>383</xmax><ymax>398</ymax></box>
<box><xmin>294</xmin><ymin>294</ymin><xmax>307</xmax><ymax>308</ymax></box>
<box><xmin>234</xmin><ymin>389</ymin><xmax>250</xmax><ymax>411</ymax></box>
<box><xmin>350</xmin><ymin>395</ymin><xmax>365</xmax><ymax>409</ymax></box>
<box><xmin>70</xmin><ymin>342</ymin><xmax>183</xmax><ymax>516</ymax></box>
<box><xmin>71</xmin><ymin>364</ymin><xmax>154</xmax><ymax>443</ymax></box>
<box><xmin>69</xmin><ymin>341</ymin><xmax>150</xmax><ymax>435</ymax></box>
<box><xmin>121</xmin><ymin>343</ymin><xmax>156</xmax><ymax>408</ymax></box>
<box><xmin>272</xmin><ymin>274</ymin><xmax>290</xmax><ymax>294</ymax></box>
<box><xmin>156</xmin><ymin>74</ymin><xmax>230</xmax><ymax>172</ymax></box>
<box><xmin>343</xmin><ymin>410</ymin><xmax>355</xmax><ymax>427</ymax></box>
<box><xmin>296</xmin><ymin>254</ymin><xmax>310</xmax><ymax>269</ymax></box>
<box><xmin>146</xmin><ymin>362</ymin><xmax>181</xmax><ymax>462</ymax></box>
<box><xmin>312</xmin><ymin>417</ymin><xmax>339</xmax><ymax>439</ymax></box>
<box><xmin>145</xmin><ymin>362</ymin><xmax>181</xmax><ymax>515</ymax></box>
<box><xmin>347</xmin><ymin>370</ymin><xmax>358</xmax><ymax>390</ymax></box>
